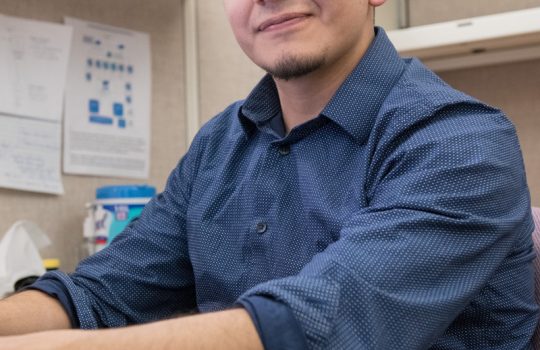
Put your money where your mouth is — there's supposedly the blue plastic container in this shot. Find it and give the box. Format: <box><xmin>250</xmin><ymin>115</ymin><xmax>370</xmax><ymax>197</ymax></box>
<box><xmin>89</xmin><ymin>185</ymin><xmax>156</xmax><ymax>250</ymax></box>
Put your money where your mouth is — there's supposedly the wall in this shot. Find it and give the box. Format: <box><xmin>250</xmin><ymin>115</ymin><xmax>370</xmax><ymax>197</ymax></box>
<box><xmin>407</xmin><ymin>0</ymin><xmax>540</xmax><ymax>204</ymax></box>
<box><xmin>376</xmin><ymin>0</ymin><xmax>401</xmax><ymax>30</ymax></box>
<box><xmin>2</xmin><ymin>1</ymin><xmax>539</xmax><ymax>272</ymax></box>
<box><xmin>194</xmin><ymin>0</ymin><xmax>403</xmax><ymax>124</ymax></box>
<box><xmin>439</xmin><ymin>59</ymin><xmax>540</xmax><ymax>205</ymax></box>
<box><xmin>408</xmin><ymin>0</ymin><xmax>540</xmax><ymax>26</ymax></box>
<box><xmin>194</xmin><ymin>0</ymin><xmax>405</xmax><ymax>125</ymax></box>
<box><xmin>0</xmin><ymin>0</ymin><xmax>186</xmax><ymax>271</ymax></box>
<box><xmin>196</xmin><ymin>1</ymin><xmax>264</xmax><ymax>125</ymax></box>
<box><xmin>194</xmin><ymin>0</ymin><xmax>540</xmax><ymax>206</ymax></box>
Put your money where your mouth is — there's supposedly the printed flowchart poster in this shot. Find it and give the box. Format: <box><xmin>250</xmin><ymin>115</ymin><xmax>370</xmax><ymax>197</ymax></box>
<box><xmin>63</xmin><ymin>17</ymin><xmax>151</xmax><ymax>179</ymax></box>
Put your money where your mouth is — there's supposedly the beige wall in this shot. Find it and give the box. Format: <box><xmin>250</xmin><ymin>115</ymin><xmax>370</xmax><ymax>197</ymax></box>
<box><xmin>404</xmin><ymin>0</ymin><xmax>540</xmax><ymax>204</ymax></box>
<box><xmin>195</xmin><ymin>1</ymin><xmax>540</xmax><ymax>205</ymax></box>
<box><xmin>194</xmin><ymin>0</ymin><xmax>402</xmax><ymax>124</ymax></box>
<box><xmin>195</xmin><ymin>0</ymin><xmax>540</xmax><ymax>206</ymax></box>
<box><xmin>439</xmin><ymin>59</ymin><xmax>540</xmax><ymax>205</ymax></box>
<box><xmin>196</xmin><ymin>1</ymin><xmax>264</xmax><ymax>125</ymax></box>
<box><xmin>376</xmin><ymin>0</ymin><xmax>401</xmax><ymax>30</ymax></box>
<box><xmin>1</xmin><ymin>1</ymin><xmax>539</xmax><ymax>272</ymax></box>
<box><xmin>408</xmin><ymin>0</ymin><xmax>540</xmax><ymax>26</ymax></box>
<box><xmin>0</xmin><ymin>0</ymin><xmax>186</xmax><ymax>271</ymax></box>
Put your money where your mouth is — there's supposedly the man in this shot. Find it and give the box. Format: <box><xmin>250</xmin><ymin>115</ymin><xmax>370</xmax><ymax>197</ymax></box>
<box><xmin>0</xmin><ymin>0</ymin><xmax>538</xmax><ymax>348</ymax></box>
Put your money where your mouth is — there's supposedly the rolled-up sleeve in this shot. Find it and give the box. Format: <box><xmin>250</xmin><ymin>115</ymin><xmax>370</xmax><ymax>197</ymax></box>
<box><xmin>36</xmin><ymin>133</ymin><xmax>205</xmax><ymax>329</ymax></box>
<box><xmin>237</xmin><ymin>104</ymin><xmax>534</xmax><ymax>349</ymax></box>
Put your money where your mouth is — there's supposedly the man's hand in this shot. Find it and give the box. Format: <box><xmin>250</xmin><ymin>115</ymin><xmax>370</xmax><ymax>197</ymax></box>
<box><xmin>0</xmin><ymin>308</ymin><xmax>264</xmax><ymax>350</ymax></box>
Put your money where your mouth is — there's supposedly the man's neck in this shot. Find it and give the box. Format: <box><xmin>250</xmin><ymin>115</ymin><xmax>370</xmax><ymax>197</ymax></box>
<box><xmin>274</xmin><ymin>29</ymin><xmax>375</xmax><ymax>134</ymax></box>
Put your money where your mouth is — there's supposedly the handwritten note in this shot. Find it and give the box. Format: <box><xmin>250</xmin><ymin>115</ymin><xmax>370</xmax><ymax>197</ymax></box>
<box><xmin>0</xmin><ymin>114</ymin><xmax>63</xmax><ymax>194</ymax></box>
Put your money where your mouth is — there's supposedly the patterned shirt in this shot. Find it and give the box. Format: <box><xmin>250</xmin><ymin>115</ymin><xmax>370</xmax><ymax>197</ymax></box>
<box><xmin>33</xmin><ymin>28</ymin><xmax>538</xmax><ymax>349</ymax></box>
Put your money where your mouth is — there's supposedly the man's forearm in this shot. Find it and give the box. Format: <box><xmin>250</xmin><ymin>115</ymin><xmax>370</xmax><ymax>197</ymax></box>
<box><xmin>0</xmin><ymin>308</ymin><xmax>264</xmax><ymax>350</ymax></box>
<box><xmin>84</xmin><ymin>308</ymin><xmax>263</xmax><ymax>350</ymax></box>
<box><xmin>0</xmin><ymin>290</ymin><xmax>71</xmax><ymax>335</ymax></box>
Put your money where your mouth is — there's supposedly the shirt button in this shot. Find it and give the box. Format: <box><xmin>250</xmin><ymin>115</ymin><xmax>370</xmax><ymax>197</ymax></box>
<box><xmin>256</xmin><ymin>222</ymin><xmax>267</xmax><ymax>234</ymax></box>
<box><xmin>278</xmin><ymin>145</ymin><xmax>290</xmax><ymax>156</ymax></box>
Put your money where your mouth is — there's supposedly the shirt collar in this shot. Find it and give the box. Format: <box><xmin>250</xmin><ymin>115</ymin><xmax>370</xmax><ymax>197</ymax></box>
<box><xmin>239</xmin><ymin>27</ymin><xmax>405</xmax><ymax>143</ymax></box>
<box><xmin>239</xmin><ymin>74</ymin><xmax>281</xmax><ymax>137</ymax></box>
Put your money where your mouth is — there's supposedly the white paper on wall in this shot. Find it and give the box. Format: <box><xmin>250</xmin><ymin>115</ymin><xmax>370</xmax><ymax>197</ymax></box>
<box><xmin>0</xmin><ymin>14</ymin><xmax>71</xmax><ymax>194</ymax></box>
<box><xmin>0</xmin><ymin>14</ymin><xmax>72</xmax><ymax>122</ymax></box>
<box><xmin>0</xmin><ymin>114</ymin><xmax>64</xmax><ymax>194</ymax></box>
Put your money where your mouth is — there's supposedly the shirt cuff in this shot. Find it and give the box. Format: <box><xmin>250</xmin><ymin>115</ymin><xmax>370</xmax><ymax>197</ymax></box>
<box><xmin>26</xmin><ymin>276</ymin><xmax>80</xmax><ymax>328</ymax></box>
<box><xmin>237</xmin><ymin>295</ymin><xmax>309</xmax><ymax>350</ymax></box>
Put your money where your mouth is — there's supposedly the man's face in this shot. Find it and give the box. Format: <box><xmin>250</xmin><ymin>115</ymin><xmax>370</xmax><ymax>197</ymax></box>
<box><xmin>223</xmin><ymin>0</ymin><xmax>385</xmax><ymax>80</ymax></box>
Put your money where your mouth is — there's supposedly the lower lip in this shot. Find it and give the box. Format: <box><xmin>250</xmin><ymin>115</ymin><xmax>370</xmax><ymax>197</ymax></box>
<box><xmin>262</xmin><ymin>16</ymin><xmax>309</xmax><ymax>33</ymax></box>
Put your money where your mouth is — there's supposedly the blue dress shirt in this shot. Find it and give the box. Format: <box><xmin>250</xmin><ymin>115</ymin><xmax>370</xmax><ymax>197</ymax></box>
<box><xmin>32</xmin><ymin>28</ymin><xmax>538</xmax><ymax>349</ymax></box>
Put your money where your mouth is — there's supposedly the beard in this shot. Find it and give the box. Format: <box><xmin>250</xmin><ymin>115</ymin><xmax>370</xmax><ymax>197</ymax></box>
<box><xmin>261</xmin><ymin>52</ymin><xmax>326</xmax><ymax>81</ymax></box>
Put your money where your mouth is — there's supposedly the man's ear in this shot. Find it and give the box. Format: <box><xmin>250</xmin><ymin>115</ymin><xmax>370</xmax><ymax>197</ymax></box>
<box><xmin>369</xmin><ymin>0</ymin><xmax>387</xmax><ymax>7</ymax></box>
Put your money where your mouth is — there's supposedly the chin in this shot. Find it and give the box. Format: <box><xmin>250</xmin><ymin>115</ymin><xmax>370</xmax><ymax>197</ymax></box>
<box><xmin>259</xmin><ymin>51</ymin><xmax>327</xmax><ymax>81</ymax></box>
